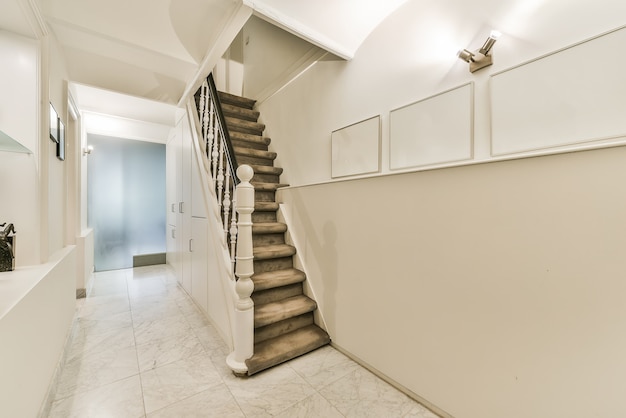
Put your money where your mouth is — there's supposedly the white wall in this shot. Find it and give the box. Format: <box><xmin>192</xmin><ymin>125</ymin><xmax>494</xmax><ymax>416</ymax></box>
<box><xmin>277</xmin><ymin>146</ymin><xmax>626</xmax><ymax>417</ymax></box>
<box><xmin>0</xmin><ymin>31</ymin><xmax>40</xmax><ymax>266</ymax></box>
<box><xmin>257</xmin><ymin>0</ymin><xmax>626</xmax><ymax>416</ymax></box>
<box><xmin>258</xmin><ymin>0</ymin><xmax>626</xmax><ymax>187</ymax></box>
<box><xmin>48</xmin><ymin>33</ymin><xmax>71</xmax><ymax>257</ymax></box>
<box><xmin>0</xmin><ymin>246</ymin><xmax>76</xmax><ymax>418</ymax></box>
<box><xmin>242</xmin><ymin>15</ymin><xmax>325</xmax><ymax>102</ymax></box>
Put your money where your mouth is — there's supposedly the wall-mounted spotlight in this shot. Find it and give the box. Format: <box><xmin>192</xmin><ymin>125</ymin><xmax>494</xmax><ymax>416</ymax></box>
<box><xmin>457</xmin><ymin>30</ymin><xmax>501</xmax><ymax>73</ymax></box>
<box><xmin>83</xmin><ymin>145</ymin><xmax>93</xmax><ymax>156</ymax></box>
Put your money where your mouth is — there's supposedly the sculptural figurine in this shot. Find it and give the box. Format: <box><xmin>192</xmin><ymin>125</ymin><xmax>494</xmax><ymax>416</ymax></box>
<box><xmin>0</xmin><ymin>222</ymin><xmax>16</xmax><ymax>272</ymax></box>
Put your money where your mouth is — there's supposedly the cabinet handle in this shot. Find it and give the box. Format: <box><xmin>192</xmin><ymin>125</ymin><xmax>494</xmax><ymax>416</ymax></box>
<box><xmin>179</xmin><ymin>202</ymin><xmax>184</xmax><ymax>213</ymax></box>
<box><xmin>171</xmin><ymin>203</ymin><xmax>175</xmax><ymax>213</ymax></box>
<box><xmin>171</xmin><ymin>229</ymin><xmax>176</xmax><ymax>238</ymax></box>
<box><xmin>189</xmin><ymin>238</ymin><xmax>193</xmax><ymax>252</ymax></box>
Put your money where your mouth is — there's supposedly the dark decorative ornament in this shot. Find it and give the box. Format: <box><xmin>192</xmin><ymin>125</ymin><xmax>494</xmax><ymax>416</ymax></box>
<box><xmin>0</xmin><ymin>223</ymin><xmax>16</xmax><ymax>272</ymax></box>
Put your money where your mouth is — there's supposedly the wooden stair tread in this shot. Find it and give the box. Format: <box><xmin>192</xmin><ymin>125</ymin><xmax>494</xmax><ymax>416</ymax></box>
<box><xmin>225</xmin><ymin>116</ymin><xmax>265</xmax><ymax>134</ymax></box>
<box><xmin>254</xmin><ymin>295</ymin><xmax>317</xmax><ymax>328</ymax></box>
<box><xmin>230</xmin><ymin>131</ymin><xmax>271</xmax><ymax>146</ymax></box>
<box><xmin>234</xmin><ymin>147</ymin><xmax>277</xmax><ymax>160</ymax></box>
<box><xmin>246</xmin><ymin>324</ymin><xmax>330</xmax><ymax>375</ymax></box>
<box><xmin>250</xmin><ymin>165</ymin><xmax>283</xmax><ymax>175</ymax></box>
<box><xmin>252</xmin><ymin>222</ymin><xmax>288</xmax><ymax>234</ymax></box>
<box><xmin>218</xmin><ymin>91</ymin><xmax>256</xmax><ymax>109</ymax></box>
<box><xmin>252</xmin><ymin>268</ymin><xmax>306</xmax><ymax>291</ymax></box>
<box><xmin>211</xmin><ymin>89</ymin><xmax>330</xmax><ymax>376</ymax></box>
<box><xmin>254</xmin><ymin>244</ymin><xmax>296</xmax><ymax>260</ymax></box>
<box><xmin>252</xmin><ymin>182</ymin><xmax>289</xmax><ymax>191</ymax></box>
<box><xmin>221</xmin><ymin>103</ymin><xmax>259</xmax><ymax>122</ymax></box>
<box><xmin>255</xmin><ymin>202</ymin><xmax>279</xmax><ymax>212</ymax></box>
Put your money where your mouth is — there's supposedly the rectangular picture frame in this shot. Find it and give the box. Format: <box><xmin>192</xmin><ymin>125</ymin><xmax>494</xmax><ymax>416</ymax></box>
<box><xmin>331</xmin><ymin>115</ymin><xmax>381</xmax><ymax>178</ymax></box>
<box><xmin>57</xmin><ymin>118</ymin><xmax>65</xmax><ymax>161</ymax></box>
<box><xmin>49</xmin><ymin>103</ymin><xmax>59</xmax><ymax>143</ymax></box>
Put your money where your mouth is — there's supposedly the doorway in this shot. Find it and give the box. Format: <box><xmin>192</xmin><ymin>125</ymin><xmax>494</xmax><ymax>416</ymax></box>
<box><xmin>87</xmin><ymin>134</ymin><xmax>166</xmax><ymax>271</ymax></box>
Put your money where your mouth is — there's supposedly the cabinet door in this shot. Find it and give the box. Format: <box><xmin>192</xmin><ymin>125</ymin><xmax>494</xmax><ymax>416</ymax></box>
<box><xmin>165</xmin><ymin>132</ymin><xmax>177</xmax><ymax>228</ymax></box>
<box><xmin>181</xmin><ymin>116</ymin><xmax>192</xmax><ymax>293</ymax></box>
<box><xmin>190</xmin><ymin>217</ymin><xmax>208</xmax><ymax>313</ymax></box>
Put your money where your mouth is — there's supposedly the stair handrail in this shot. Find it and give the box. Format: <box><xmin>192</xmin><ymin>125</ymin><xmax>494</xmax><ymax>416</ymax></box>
<box><xmin>196</xmin><ymin>73</ymin><xmax>243</xmax><ymax>269</ymax></box>
<box><xmin>193</xmin><ymin>74</ymin><xmax>255</xmax><ymax>375</ymax></box>
<box><xmin>206</xmin><ymin>73</ymin><xmax>240</xmax><ymax>186</ymax></box>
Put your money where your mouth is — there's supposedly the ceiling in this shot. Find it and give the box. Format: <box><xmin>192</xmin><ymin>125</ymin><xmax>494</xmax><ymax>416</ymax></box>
<box><xmin>1</xmin><ymin>0</ymin><xmax>408</xmax><ymax>118</ymax></box>
<box><xmin>41</xmin><ymin>0</ymin><xmax>243</xmax><ymax>105</ymax></box>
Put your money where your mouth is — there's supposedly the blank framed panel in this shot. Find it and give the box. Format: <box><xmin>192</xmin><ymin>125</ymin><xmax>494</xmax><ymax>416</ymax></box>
<box><xmin>390</xmin><ymin>83</ymin><xmax>473</xmax><ymax>170</ymax></box>
<box><xmin>491</xmin><ymin>26</ymin><xmax>626</xmax><ymax>156</ymax></box>
<box><xmin>331</xmin><ymin>115</ymin><xmax>380</xmax><ymax>178</ymax></box>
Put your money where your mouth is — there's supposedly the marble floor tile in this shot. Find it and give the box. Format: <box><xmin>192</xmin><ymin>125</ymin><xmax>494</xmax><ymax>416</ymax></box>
<box><xmin>132</xmin><ymin>313</ymin><xmax>191</xmax><ymax>346</ymax></box>
<box><xmin>78</xmin><ymin>295</ymin><xmax>130</xmax><ymax>313</ymax></box>
<box><xmin>224</xmin><ymin>364</ymin><xmax>317</xmax><ymax>417</ymax></box>
<box><xmin>127</xmin><ymin>278</ymin><xmax>170</xmax><ymax>300</ymax></box>
<box><xmin>55</xmin><ymin>345</ymin><xmax>139</xmax><ymax>400</ymax></box>
<box><xmin>88</xmin><ymin>274</ymin><xmax>129</xmax><ymax>297</ymax></box>
<box><xmin>65</xmin><ymin>325</ymin><xmax>136</xmax><ymax>363</ymax></box>
<box><xmin>48</xmin><ymin>375</ymin><xmax>144</xmax><ymax>418</ymax></box>
<box><xmin>48</xmin><ymin>264</ymin><xmax>440</xmax><ymax>418</ymax></box>
<box><xmin>176</xmin><ymin>302</ymin><xmax>202</xmax><ymax>319</ymax></box>
<box><xmin>140</xmin><ymin>352</ymin><xmax>223</xmax><ymax>414</ymax></box>
<box><xmin>273</xmin><ymin>392</ymin><xmax>344</xmax><ymax>418</ymax></box>
<box><xmin>183</xmin><ymin>307</ymin><xmax>212</xmax><ymax>328</ymax></box>
<box><xmin>129</xmin><ymin>265</ymin><xmax>171</xmax><ymax>281</ymax></box>
<box><xmin>80</xmin><ymin>294</ymin><xmax>130</xmax><ymax>309</ymax></box>
<box><xmin>130</xmin><ymin>300</ymin><xmax>183</xmax><ymax>324</ymax></box>
<box><xmin>289</xmin><ymin>345</ymin><xmax>360</xmax><ymax>390</ymax></box>
<box><xmin>319</xmin><ymin>368</ymin><xmax>431</xmax><ymax>418</ymax></box>
<box><xmin>193</xmin><ymin>324</ymin><xmax>229</xmax><ymax>353</ymax></box>
<box><xmin>74</xmin><ymin>309</ymin><xmax>134</xmax><ymax>334</ymax></box>
<box><xmin>136</xmin><ymin>331</ymin><xmax>206</xmax><ymax>371</ymax></box>
<box><xmin>146</xmin><ymin>385</ymin><xmax>245</xmax><ymax>418</ymax></box>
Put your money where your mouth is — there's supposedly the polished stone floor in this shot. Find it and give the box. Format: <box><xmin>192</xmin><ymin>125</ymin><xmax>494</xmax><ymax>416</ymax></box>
<box><xmin>48</xmin><ymin>265</ymin><xmax>438</xmax><ymax>417</ymax></box>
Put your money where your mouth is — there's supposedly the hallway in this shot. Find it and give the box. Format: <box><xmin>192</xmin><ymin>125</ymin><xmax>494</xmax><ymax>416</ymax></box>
<box><xmin>47</xmin><ymin>265</ymin><xmax>438</xmax><ymax>417</ymax></box>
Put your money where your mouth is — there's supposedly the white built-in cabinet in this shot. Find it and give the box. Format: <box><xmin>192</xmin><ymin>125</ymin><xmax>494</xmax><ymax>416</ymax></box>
<box><xmin>166</xmin><ymin>111</ymin><xmax>209</xmax><ymax>313</ymax></box>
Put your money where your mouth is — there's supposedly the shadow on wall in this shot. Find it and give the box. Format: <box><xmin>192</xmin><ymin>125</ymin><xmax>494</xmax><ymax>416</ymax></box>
<box><xmin>282</xmin><ymin>188</ymin><xmax>339</xmax><ymax>335</ymax></box>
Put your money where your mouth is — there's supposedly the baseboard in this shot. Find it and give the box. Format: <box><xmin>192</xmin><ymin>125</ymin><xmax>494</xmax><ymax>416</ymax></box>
<box><xmin>133</xmin><ymin>253</ymin><xmax>166</xmax><ymax>267</ymax></box>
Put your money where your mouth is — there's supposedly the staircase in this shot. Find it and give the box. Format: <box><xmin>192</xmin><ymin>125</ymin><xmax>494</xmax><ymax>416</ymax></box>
<box><xmin>218</xmin><ymin>91</ymin><xmax>331</xmax><ymax>376</ymax></box>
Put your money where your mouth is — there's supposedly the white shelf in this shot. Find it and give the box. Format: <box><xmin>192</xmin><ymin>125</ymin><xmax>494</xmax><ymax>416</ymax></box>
<box><xmin>0</xmin><ymin>129</ymin><xmax>31</xmax><ymax>154</ymax></box>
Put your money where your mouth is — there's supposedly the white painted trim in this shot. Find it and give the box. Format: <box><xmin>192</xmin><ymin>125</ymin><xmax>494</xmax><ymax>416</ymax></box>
<box><xmin>253</xmin><ymin>47</ymin><xmax>328</xmax><ymax>105</ymax></box>
<box><xmin>82</xmin><ymin>111</ymin><xmax>172</xmax><ymax>144</ymax></box>
<box><xmin>490</xmin><ymin>24</ymin><xmax>626</xmax><ymax>157</ymax></box>
<box><xmin>177</xmin><ymin>4</ymin><xmax>253</xmax><ymax>107</ymax></box>
<box><xmin>243</xmin><ymin>0</ymin><xmax>353</xmax><ymax>60</ymax></box>
<box><xmin>67</xmin><ymin>91</ymin><xmax>79</xmax><ymax>122</ymax></box>
<box><xmin>17</xmin><ymin>0</ymin><xmax>49</xmax><ymax>39</ymax></box>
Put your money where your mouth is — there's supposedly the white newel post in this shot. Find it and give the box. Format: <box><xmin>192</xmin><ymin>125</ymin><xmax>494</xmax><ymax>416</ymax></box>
<box><xmin>226</xmin><ymin>165</ymin><xmax>255</xmax><ymax>375</ymax></box>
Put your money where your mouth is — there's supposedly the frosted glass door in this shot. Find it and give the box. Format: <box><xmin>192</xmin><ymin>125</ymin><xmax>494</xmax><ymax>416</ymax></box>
<box><xmin>87</xmin><ymin>134</ymin><xmax>166</xmax><ymax>271</ymax></box>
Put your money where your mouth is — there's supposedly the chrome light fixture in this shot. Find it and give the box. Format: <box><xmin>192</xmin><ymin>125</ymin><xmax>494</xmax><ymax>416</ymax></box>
<box><xmin>457</xmin><ymin>30</ymin><xmax>501</xmax><ymax>73</ymax></box>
